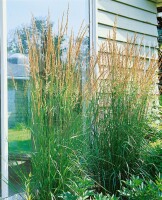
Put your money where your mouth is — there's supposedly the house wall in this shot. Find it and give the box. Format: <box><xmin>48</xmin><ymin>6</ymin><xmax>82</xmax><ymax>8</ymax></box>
<box><xmin>97</xmin><ymin>0</ymin><xmax>158</xmax><ymax>58</ymax></box>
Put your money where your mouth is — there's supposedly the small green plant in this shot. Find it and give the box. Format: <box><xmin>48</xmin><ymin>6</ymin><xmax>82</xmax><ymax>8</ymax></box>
<box><xmin>24</xmin><ymin>173</ymin><xmax>33</xmax><ymax>200</ymax></box>
<box><xmin>59</xmin><ymin>177</ymin><xmax>118</xmax><ymax>200</ymax></box>
<box><xmin>119</xmin><ymin>175</ymin><xmax>162</xmax><ymax>200</ymax></box>
<box><xmin>141</xmin><ymin>140</ymin><xmax>162</xmax><ymax>177</ymax></box>
<box><xmin>94</xmin><ymin>193</ymin><xmax>119</xmax><ymax>200</ymax></box>
<box><xmin>60</xmin><ymin>192</ymin><xmax>118</xmax><ymax>200</ymax></box>
<box><xmin>59</xmin><ymin>177</ymin><xmax>95</xmax><ymax>200</ymax></box>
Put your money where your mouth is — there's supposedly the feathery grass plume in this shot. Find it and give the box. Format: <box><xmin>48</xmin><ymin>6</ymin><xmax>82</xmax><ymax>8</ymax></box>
<box><xmin>24</xmin><ymin>14</ymin><xmax>91</xmax><ymax>199</ymax></box>
<box><xmin>86</xmin><ymin>30</ymin><xmax>158</xmax><ymax>194</ymax></box>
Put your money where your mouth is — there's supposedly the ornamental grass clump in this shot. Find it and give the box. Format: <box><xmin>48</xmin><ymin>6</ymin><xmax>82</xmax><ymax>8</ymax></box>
<box><xmin>20</xmin><ymin>14</ymin><xmax>158</xmax><ymax>198</ymax></box>
<box><xmin>23</xmin><ymin>16</ymin><xmax>90</xmax><ymax>199</ymax></box>
<box><xmin>86</xmin><ymin>33</ymin><xmax>158</xmax><ymax>194</ymax></box>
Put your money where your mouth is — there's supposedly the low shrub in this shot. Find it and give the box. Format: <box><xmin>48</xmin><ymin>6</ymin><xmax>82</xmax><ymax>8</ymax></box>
<box><xmin>59</xmin><ymin>177</ymin><xmax>118</xmax><ymax>200</ymax></box>
<box><xmin>141</xmin><ymin>140</ymin><xmax>162</xmax><ymax>177</ymax></box>
<box><xmin>119</xmin><ymin>175</ymin><xmax>162</xmax><ymax>200</ymax></box>
<box><xmin>59</xmin><ymin>177</ymin><xmax>95</xmax><ymax>200</ymax></box>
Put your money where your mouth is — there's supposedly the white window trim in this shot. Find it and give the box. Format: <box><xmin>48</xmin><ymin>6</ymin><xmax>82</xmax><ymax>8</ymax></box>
<box><xmin>0</xmin><ymin>0</ymin><xmax>8</xmax><ymax>198</ymax></box>
<box><xmin>90</xmin><ymin>0</ymin><xmax>98</xmax><ymax>53</ymax></box>
<box><xmin>89</xmin><ymin>0</ymin><xmax>99</xmax><ymax>77</ymax></box>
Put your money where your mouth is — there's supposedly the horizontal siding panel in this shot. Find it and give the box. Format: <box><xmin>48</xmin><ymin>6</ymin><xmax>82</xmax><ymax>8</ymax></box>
<box><xmin>99</xmin><ymin>51</ymin><xmax>157</xmax><ymax>64</ymax></box>
<box><xmin>97</xmin><ymin>0</ymin><xmax>157</xmax><ymax>25</ymax></box>
<box><xmin>98</xmin><ymin>10</ymin><xmax>158</xmax><ymax>37</ymax></box>
<box><xmin>112</xmin><ymin>0</ymin><xmax>157</xmax><ymax>13</ymax></box>
<box><xmin>99</xmin><ymin>64</ymin><xmax>151</xmax><ymax>76</ymax></box>
<box><xmin>98</xmin><ymin>38</ymin><xmax>158</xmax><ymax>54</ymax></box>
<box><xmin>98</xmin><ymin>24</ymin><xmax>158</xmax><ymax>47</ymax></box>
<box><xmin>98</xmin><ymin>39</ymin><xmax>158</xmax><ymax>68</ymax></box>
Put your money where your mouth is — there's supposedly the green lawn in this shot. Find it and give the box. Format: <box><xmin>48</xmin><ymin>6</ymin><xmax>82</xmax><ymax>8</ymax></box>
<box><xmin>9</xmin><ymin>129</ymin><xmax>31</xmax><ymax>153</ymax></box>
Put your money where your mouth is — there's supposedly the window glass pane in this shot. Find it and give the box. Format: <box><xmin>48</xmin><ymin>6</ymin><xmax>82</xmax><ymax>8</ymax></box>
<box><xmin>7</xmin><ymin>0</ymin><xmax>89</xmax><ymax>196</ymax></box>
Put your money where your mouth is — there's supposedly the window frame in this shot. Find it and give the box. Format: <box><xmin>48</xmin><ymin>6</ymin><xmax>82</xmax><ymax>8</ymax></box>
<box><xmin>0</xmin><ymin>0</ymin><xmax>8</xmax><ymax>198</ymax></box>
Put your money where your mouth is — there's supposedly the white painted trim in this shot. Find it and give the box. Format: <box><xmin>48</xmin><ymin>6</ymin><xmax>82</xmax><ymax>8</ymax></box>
<box><xmin>0</xmin><ymin>0</ymin><xmax>8</xmax><ymax>199</ymax></box>
<box><xmin>90</xmin><ymin>0</ymin><xmax>98</xmax><ymax>52</ymax></box>
<box><xmin>90</xmin><ymin>0</ymin><xmax>99</xmax><ymax>77</ymax></box>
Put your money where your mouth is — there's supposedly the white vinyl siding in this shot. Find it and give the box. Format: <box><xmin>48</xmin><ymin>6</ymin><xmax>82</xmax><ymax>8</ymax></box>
<box><xmin>98</xmin><ymin>11</ymin><xmax>157</xmax><ymax>37</ymax></box>
<box><xmin>98</xmin><ymin>38</ymin><xmax>156</xmax><ymax>59</ymax></box>
<box><xmin>113</xmin><ymin>0</ymin><xmax>157</xmax><ymax>13</ymax></box>
<box><xmin>97</xmin><ymin>0</ymin><xmax>158</xmax><ymax>50</ymax></box>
